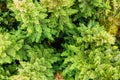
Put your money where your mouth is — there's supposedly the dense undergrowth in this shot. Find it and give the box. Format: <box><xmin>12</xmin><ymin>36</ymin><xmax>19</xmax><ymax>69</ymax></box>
<box><xmin>0</xmin><ymin>0</ymin><xmax>120</xmax><ymax>80</ymax></box>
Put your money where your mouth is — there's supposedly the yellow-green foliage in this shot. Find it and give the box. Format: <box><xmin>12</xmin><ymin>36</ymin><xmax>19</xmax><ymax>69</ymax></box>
<box><xmin>61</xmin><ymin>21</ymin><xmax>120</xmax><ymax>80</ymax></box>
<box><xmin>0</xmin><ymin>0</ymin><xmax>120</xmax><ymax>80</ymax></box>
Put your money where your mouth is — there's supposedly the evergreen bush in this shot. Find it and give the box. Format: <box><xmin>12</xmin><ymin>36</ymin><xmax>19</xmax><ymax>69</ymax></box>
<box><xmin>0</xmin><ymin>0</ymin><xmax>120</xmax><ymax>80</ymax></box>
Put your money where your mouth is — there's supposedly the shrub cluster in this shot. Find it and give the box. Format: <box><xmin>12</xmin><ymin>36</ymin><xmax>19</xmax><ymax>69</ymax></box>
<box><xmin>0</xmin><ymin>0</ymin><xmax>120</xmax><ymax>80</ymax></box>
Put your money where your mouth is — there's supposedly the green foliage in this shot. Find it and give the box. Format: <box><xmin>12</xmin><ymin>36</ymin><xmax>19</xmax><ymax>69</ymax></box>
<box><xmin>61</xmin><ymin>21</ymin><xmax>120</xmax><ymax>80</ymax></box>
<box><xmin>0</xmin><ymin>30</ymin><xmax>58</xmax><ymax>79</ymax></box>
<box><xmin>0</xmin><ymin>2</ymin><xmax>17</xmax><ymax>31</ymax></box>
<box><xmin>10</xmin><ymin>58</ymin><xmax>54</xmax><ymax>80</ymax></box>
<box><xmin>0</xmin><ymin>32</ymin><xmax>24</xmax><ymax>64</ymax></box>
<box><xmin>0</xmin><ymin>0</ymin><xmax>120</xmax><ymax>80</ymax></box>
<box><xmin>8</xmin><ymin>0</ymin><xmax>77</xmax><ymax>43</ymax></box>
<box><xmin>10</xmin><ymin>45</ymin><xmax>58</xmax><ymax>80</ymax></box>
